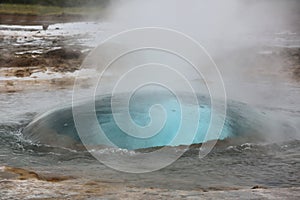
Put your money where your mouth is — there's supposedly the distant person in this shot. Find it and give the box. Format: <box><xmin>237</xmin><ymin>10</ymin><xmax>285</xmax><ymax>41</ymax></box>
<box><xmin>42</xmin><ymin>24</ymin><xmax>49</xmax><ymax>30</ymax></box>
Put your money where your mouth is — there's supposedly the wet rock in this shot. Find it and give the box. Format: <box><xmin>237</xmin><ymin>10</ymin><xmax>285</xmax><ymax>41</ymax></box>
<box><xmin>14</xmin><ymin>68</ymin><xmax>32</xmax><ymax>77</ymax></box>
<box><xmin>0</xmin><ymin>56</ymin><xmax>46</xmax><ymax>68</ymax></box>
<box><xmin>3</xmin><ymin>166</ymin><xmax>74</xmax><ymax>182</ymax></box>
<box><xmin>45</xmin><ymin>48</ymin><xmax>82</xmax><ymax>60</ymax></box>
<box><xmin>252</xmin><ymin>185</ymin><xmax>268</xmax><ymax>189</ymax></box>
<box><xmin>0</xmin><ymin>175</ymin><xmax>299</xmax><ymax>200</ymax></box>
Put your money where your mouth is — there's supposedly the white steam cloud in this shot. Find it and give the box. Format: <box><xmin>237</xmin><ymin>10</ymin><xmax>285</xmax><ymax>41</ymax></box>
<box><xmin>84</xmin><ymin>0</ymin><xmax>300</xmax><ymax>141</ymax></box>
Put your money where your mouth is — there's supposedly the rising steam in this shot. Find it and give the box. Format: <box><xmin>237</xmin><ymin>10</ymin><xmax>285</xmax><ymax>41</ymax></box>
<box><xmin>99</xmin><ymin>0</ymin><xmax>299</xmax><ymax>141</ymax></box>
<box><xmin>76</xmin><ymin>0</ymin><xmax>300</xmax><ymax>145</ymax></box>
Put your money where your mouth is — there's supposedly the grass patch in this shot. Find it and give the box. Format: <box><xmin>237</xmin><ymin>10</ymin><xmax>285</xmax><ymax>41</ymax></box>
<box><xmin>0</xmin><ymin>3</ymin><xmax>103</xmax><ymax>16</ymax></box>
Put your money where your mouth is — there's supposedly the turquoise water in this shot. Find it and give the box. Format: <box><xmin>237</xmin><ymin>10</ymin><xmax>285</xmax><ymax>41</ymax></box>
<box><xmin>23</xmin><ymin>92</ymin><xmax>239</xmax><ymax>150</ymax></box>
<box><xmin>98</xmin><ymin>94</ymin><xmax>232</xmax><ymax>150</ymax></box>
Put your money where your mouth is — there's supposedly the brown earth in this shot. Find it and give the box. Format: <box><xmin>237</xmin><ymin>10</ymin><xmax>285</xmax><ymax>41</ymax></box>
<box><xmin>0</xmin><ymin>13</ymin><xmax>87</xmax><ymax>26</ymax></box>
<box><xmin>0</xmin><ymin>48</ymin><xmax>86</xmax><ymax>77</ymax></box>
<box><xmin>3</xmin><ymin>166</ymin><xmax>74</xmax><ymax>182</ymax></box>
<box><xmin>0</xmin><ymin>15</ymin><xmax>92</xmax><ymax>92</ymax></box>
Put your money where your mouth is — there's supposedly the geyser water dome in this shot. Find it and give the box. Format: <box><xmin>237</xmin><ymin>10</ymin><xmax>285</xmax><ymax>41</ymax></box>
<box><xmin>83</xmin><ymin>89</ymin><xmax>232</xmax><ymax>150</ymax></box>
<box><xmin>23</xmin><ymin>88</ymin><xmax>267</xmax><ymax>151</ymax></box>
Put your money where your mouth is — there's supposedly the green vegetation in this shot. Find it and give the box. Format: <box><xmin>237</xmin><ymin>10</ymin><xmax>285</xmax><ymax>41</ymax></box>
<box><xmin>0</xmin><ymin>3</ymin><xmax>106</xmax><ymax>16</ymax></box>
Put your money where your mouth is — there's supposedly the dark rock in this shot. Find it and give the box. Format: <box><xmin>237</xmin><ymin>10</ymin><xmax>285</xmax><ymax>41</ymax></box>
<box><xmin>252</xmin><ymin>185</ymin><xmax>268</xmax><ymax>189</ymax></box>
<box><xmin>45</xmin><ymin>48</ymin><xmax>82</xmax><ymax>60</ymax></box>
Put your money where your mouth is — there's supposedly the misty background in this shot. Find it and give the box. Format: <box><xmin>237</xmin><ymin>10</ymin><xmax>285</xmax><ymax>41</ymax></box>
<box><xmin>84</xmin><ymin>0</ymin><xmax>300</xmax><ymax>141</ymax></box>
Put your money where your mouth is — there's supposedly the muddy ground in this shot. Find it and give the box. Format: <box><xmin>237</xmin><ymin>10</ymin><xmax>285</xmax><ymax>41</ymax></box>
<box><xmin>0</xmin><ymin>14</ymin><xmax>98</xmax><ymax>92</ymax></box>
<box><xmin>0</xmin><ymin>42</ymin><xmax>89</xmax><ymax>92</ymax></box>
<box><xmin>1</xmin><ymin>166</ymin><xmax>299</xmax><ymax>200</ymax></box>
<box><xmin>0</xmin><ymin>47</ymin><xmax>86</xmax><ymax>75</ymax></box>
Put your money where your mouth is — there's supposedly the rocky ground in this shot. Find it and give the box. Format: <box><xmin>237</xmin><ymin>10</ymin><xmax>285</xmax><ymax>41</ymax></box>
<box><xmin>0</xmin><ymin>166</ymin><xmax>299</xmax><ymax>200</ymax></box>
<box><xmin>1</xmin><ymin>24</ymin><xmax>299</xmax><ymax>93</ymax></box>
<box><xmin>0</xmin><ymin>46</ymin><xmax>89</xmax><ymax>92</ymax></box>
<box><xmin>0</xmin><ymin>47</ymin><xmax>85</xmax><ymax>75</ymax></box>
<box><xmin>0</xmin><ymin>18</ymin><xmax>101</xmax><ymax>92</ymax></box>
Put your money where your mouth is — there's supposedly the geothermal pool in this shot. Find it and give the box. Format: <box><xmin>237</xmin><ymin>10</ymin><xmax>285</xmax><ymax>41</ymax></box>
<box><xmin>23</xmin><ymin>91</ymin><xmax>235</xmax><ymax>150</ymax></box>
<box><xmin>0</xmin><ymin>87</ymin><xmax>299</xmax><ymax>184</ymax></box>
<box><xmin>1</xmin><ymin>1</ymin><xmax>300</xmax><ymax>196</ymax></box>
